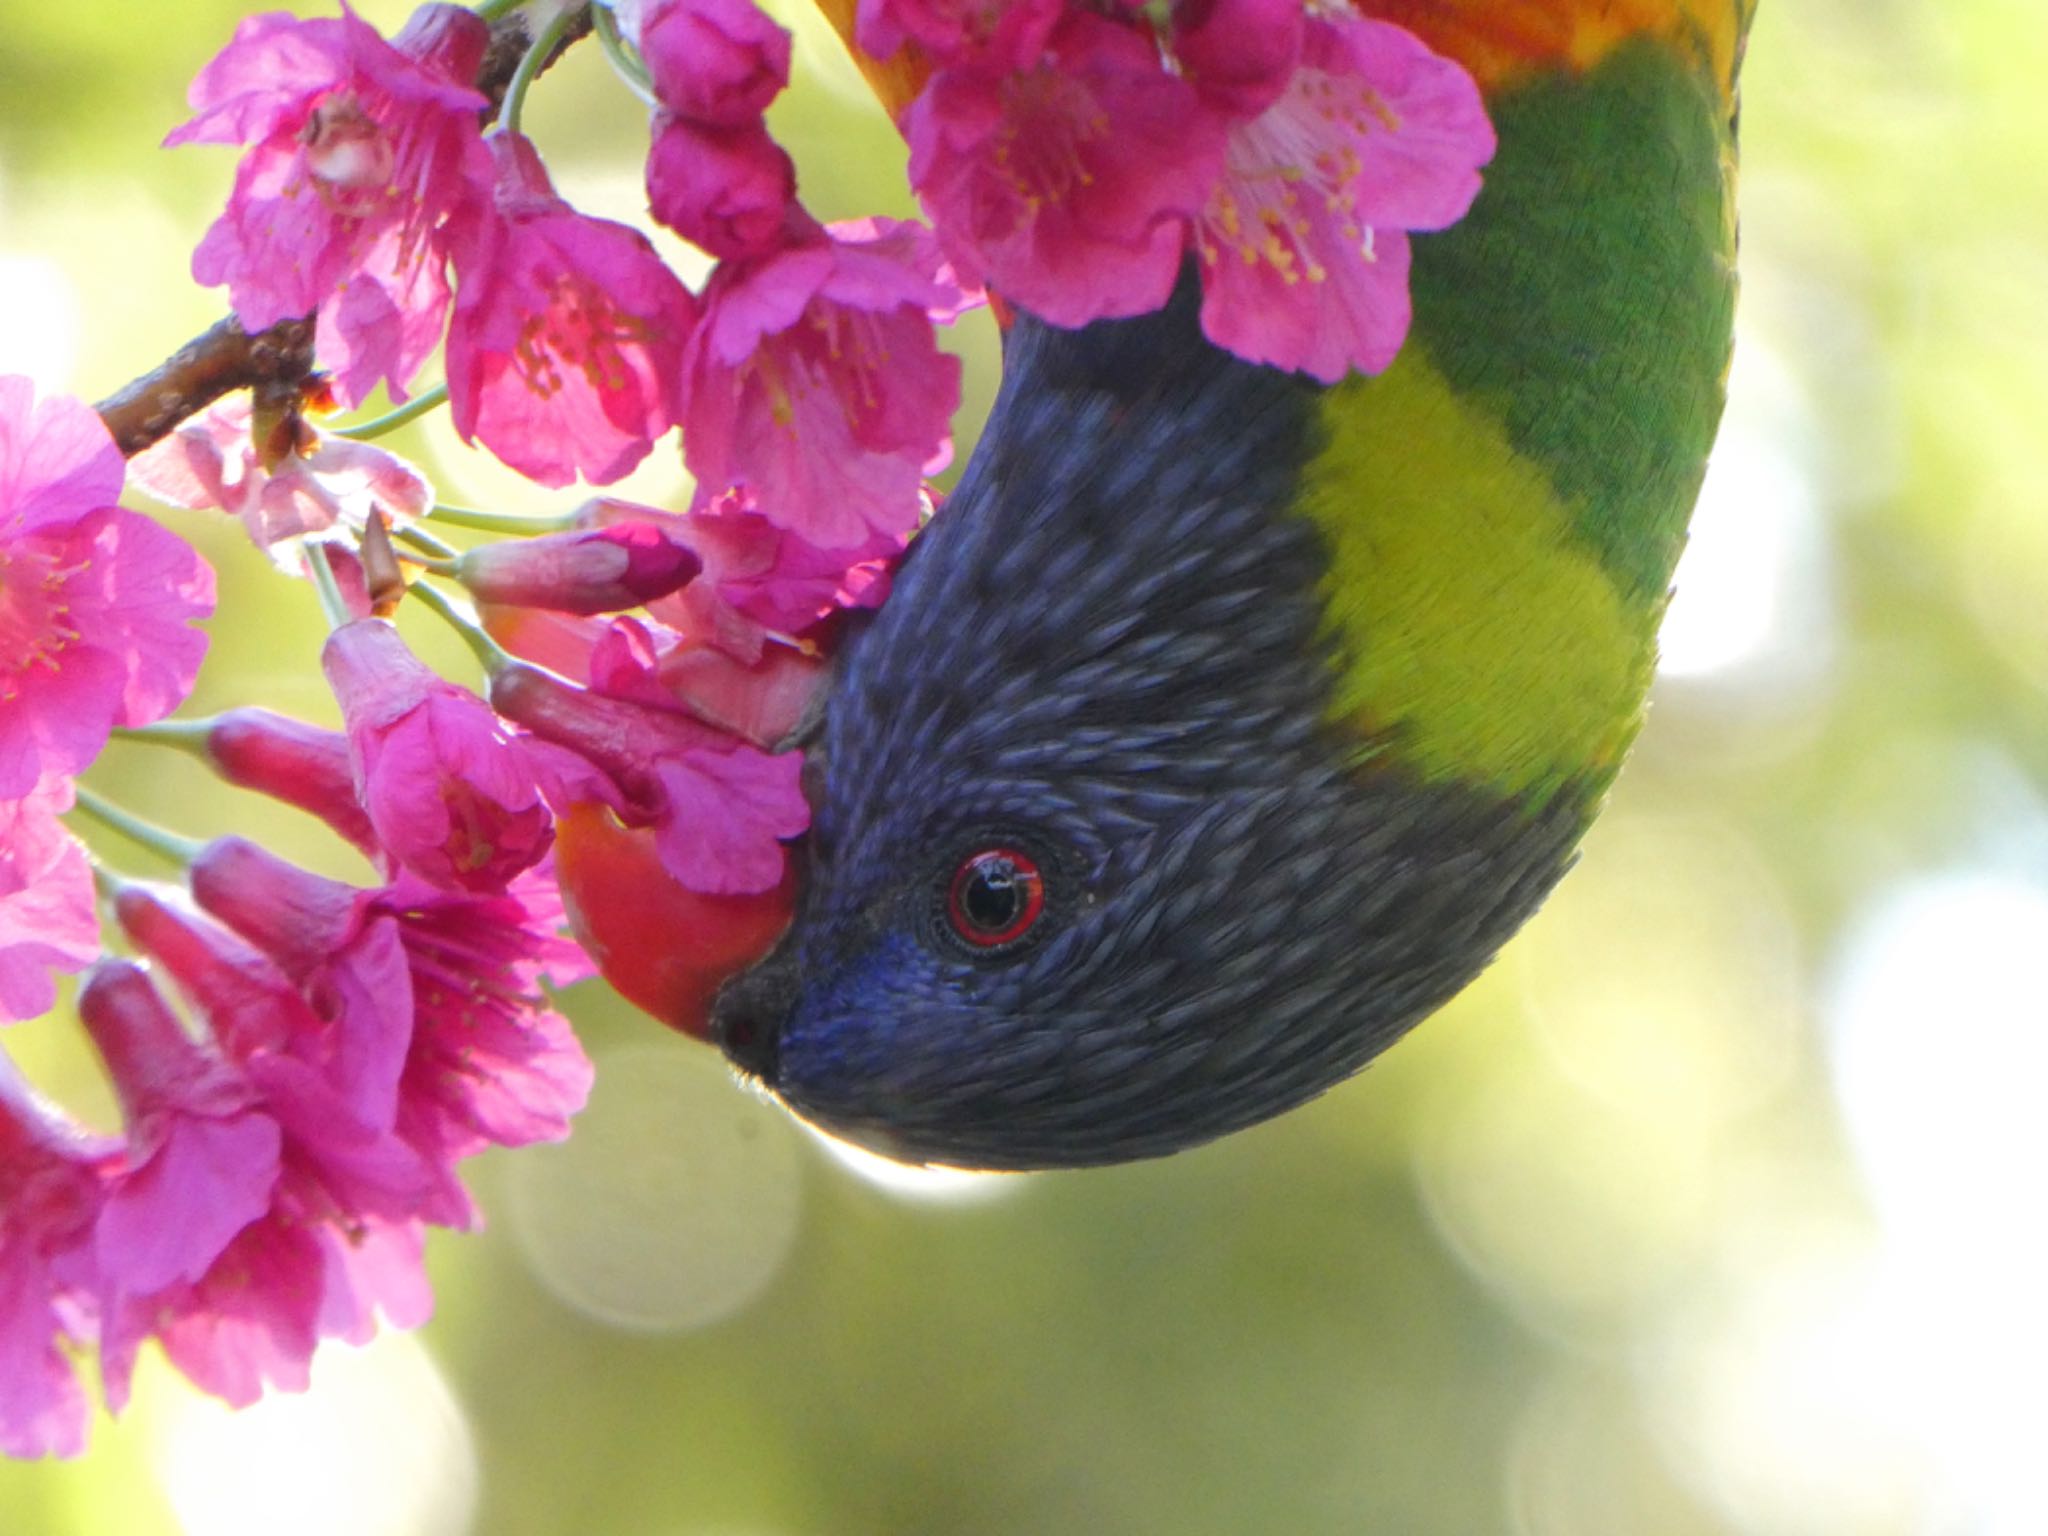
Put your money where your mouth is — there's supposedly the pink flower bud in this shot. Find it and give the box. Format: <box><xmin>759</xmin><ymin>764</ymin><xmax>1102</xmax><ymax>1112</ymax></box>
<box><xmin>642</xmin><ymin>0</ymin><xmax>792</xmax><ymax>125</ymax></box>
<box><xmin>390</xmin><ymin>2</ymin><xmax>490</xmax><ymax>84</ymax></box>
<box><xmin>647</xmin><ymin>113</ymin><xmax>800</xmax><ymax>260</ymax></box>
<box><xmin>322</xmin><ymin>618</ymin><xmax>554</xmax><ymax>892</ymax></box>
<box><xmin>201</xmin><ymin>708</ymin><xmax>379</xmax><ymax>856</ymax></box>
<box><xmin>452</xmin><ymin>524</ymin><xmax>702</xmax><ymax>614</ymax></box>
<box><xmin>189</xmin><ymin>837</ymin><xmax>366</xmax><ymax>981</ymax></box>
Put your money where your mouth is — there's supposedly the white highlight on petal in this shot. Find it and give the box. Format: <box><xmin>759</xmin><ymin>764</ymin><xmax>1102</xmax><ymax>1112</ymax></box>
<box><xmin>148</xmin><ymin>1334</ymin><xmax>478</xmax><ymax>1536</ymax></box>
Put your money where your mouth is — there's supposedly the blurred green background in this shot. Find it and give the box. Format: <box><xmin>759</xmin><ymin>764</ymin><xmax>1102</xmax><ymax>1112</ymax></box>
<box><xmin>3</xmin><ymin>3</ymin><xmax>2046</xmax><ymax>1533</ymax></box>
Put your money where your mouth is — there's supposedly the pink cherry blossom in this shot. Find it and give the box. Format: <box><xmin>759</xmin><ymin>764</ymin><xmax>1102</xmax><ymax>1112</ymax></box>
<box><xmin>447</xmin><ymin>132</ymin><xmax>700</xmax><ymax>488</ymax></box>
<box><xmin>0</xmin><ymin>782</ymin><xmax>98</xmax><ymax>1026</ymax></box>
<box><xmin>128</xmin><ymin>395</ymin><xmax>432</xmax><ymax>561</ymax></box>
<box><xmin>681</xmin><ymin>218</ymin><xmax>965</xmax><ymax>549</ymax></box>
<box><xmin>79</xmin><ymin>963</ymin><xmax>283</xmax><ymax>1301</ymax></box>
<box><xmin>169</xmin><ymin>3</ymin><xmax>493</xmax><ymax>404</ymax></box>
<box><xmin>904</xmin><ymin>10</ymin><xmax>1226</xmax><ymax>327</ymax></box>
<box><xmin>190</xmin><ymin>840</ymin><xmax>593</xmax><ymax>1227</ymax></box>
<box><xmin>0</xmin><ymin>377</ymin><xmax>216</xmax><ymax>798</ymax></box>
<box><xmin>322</xmin><ymin>618</ymin><xmax>554</xmax><ymax>893</ymax></box>
<box><xmin>639</xmin><ymin>0</ymin><xmax>791</xmax><ymax>126</ymax></box>
<box><xmin>646</xmin><ymin>114</ymin><xmax>800</xmax><ymax>261</ymax></box>
<box><xmin>0</xmin><ymin>1056</ymin><xmax>114</xmax><ymax>1460</ymax></box>
<box><xmin>490</xmin><ymin>659</ymin><xmax>808</xmax><ymax>894</ymax></box>
<box><xmin>452</xmin><ymin>523</ymin><xmax>701</xmax><ymax>615</ymax></box>
<box><xmin>1190</xmin><ymin>14</ymin><xmax>1494</xmax><ymax>382</ymax></box>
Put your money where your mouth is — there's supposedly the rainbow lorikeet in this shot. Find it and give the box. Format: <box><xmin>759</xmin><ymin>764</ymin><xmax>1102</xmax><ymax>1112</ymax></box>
<box><xmin>704</xmin><ymin>0</ymin><xmax>1758</xmax><ymax>1168</ymax></box>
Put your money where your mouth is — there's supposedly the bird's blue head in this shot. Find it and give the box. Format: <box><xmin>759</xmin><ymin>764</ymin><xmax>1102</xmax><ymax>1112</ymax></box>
<box><xmin>710</xmin><ymin>293</ymin><xmax>1580</xmax><ymax>1169</ymax></box>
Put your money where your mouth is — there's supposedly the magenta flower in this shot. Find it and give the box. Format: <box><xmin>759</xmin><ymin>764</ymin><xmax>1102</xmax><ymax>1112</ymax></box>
<box><xmin>1190</xmin><ymin>14</ymin><xmax>1494</xmax><ymax>382</ymax></box>
<box><xmin>128</xmin><ymin>395</ymin><xmax>433</xmax><ymax>560</ymax></box>
<box><xmin>0</xmin><ymin>377</ymin><xmax>216</xmax><ymax>798</ymax></box>
<box><xmin>0</xmin><ymin>781</ymin><xmax>98</xmax><ymax>1026</ymax></box>
<box><xmin>190</xmin><ymin>840</ymin><xmax>593</xmax><ymax>1227</ymax></box>
<box><xmin>646</xmin><ymin>114</ymin><xmax>800</xmax><ymax>261</ymax></box>
<box><xmin>490</xmin><ymin>659</ymin><xmax>808</xmax><ymax>894</ymax></box>
<box><xmin>78</xmin><ymin>963</ymin><xmax>283</xmax><ymax>1302</ymax></box>
<box><xmin>322</xmin><ymin>618</ymin><xmax>554</xmax><ymax>893</ymax></box>
<box><xmin>639</xmin><ymin>0</ymin><xmax>792</xmax><ymax>126</ymax></box>
<box><xmin>681</xmin><ymin>218</ymin><xmax>965</xmax><ymax>549</ymax></box>
<box><xmin>447</xmin><ymin>132</ymin><xmax>700</xmax><ymax>488</ymax></box>
<box><xmin>585</xmin><ymin>612</ymin><xmax>824</xmax><ymax>750</ymax></box>
<box><xmin>452</xmin><ymin>523</ymin><xmax>701</xmax><ymax>615</ymax></box>
<box><xmin>169</xmin><ymin>3</ymin><xmax>493</xmax><ymax>404</ymax></box>
<box><xmin>0</xmin><ymin>1056</ymin><xmax>114</xmax><ymax>1460</ymax></box>
<box><xmin>904</xmin><ymin>10</ymin><xmax>1226</xmax><ymax>327</ymax></box>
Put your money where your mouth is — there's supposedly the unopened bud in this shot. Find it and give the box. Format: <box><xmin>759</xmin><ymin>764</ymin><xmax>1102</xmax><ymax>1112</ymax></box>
<box><xmin>453</xmin><ymin>524</ymin><xmax>701</xmax><ymax>614</ymax></box>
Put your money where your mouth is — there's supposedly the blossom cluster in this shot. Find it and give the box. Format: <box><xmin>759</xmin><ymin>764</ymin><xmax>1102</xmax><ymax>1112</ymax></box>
<box><xmin>1</xmin><ymin>0</ymin><xmax>1495</xmax><ymax>1459</ymax></box>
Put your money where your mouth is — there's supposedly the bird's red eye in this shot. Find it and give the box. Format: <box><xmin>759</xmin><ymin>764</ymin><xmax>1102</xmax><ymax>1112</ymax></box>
<box><xmin>947</xmin><ymin>848</ymin><xmax>1045</xmax><ymax>949</ymax></box>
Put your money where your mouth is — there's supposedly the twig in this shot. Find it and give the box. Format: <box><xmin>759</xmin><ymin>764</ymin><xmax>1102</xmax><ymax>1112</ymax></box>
<box><xmin>93</xmin><ymin>4</ymin><xmax>595</xmax><ymax>459</ymax></box>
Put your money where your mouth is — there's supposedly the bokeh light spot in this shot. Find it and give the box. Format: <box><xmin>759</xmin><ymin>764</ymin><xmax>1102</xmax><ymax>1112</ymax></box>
<box><xmin>147</xmin><ymin>1334</ymin><xmax>477</xmax><ymax>1536</ymax></box>
<box><xmin>507</xmin><ymin>1043</ymin><xmax>804</xmax><ymax>1333</ymax></box>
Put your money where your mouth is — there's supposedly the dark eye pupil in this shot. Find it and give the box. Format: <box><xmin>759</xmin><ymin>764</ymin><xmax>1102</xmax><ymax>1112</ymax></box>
<box><xmin>962</xmin><ymin>861</ymin><xmax>1022</xmax><ymax>930</ymax></box>
<box><xmin>947</xmin><ymin>847</ymin><xmax>1046</xmax><ymax>949</ymax></box>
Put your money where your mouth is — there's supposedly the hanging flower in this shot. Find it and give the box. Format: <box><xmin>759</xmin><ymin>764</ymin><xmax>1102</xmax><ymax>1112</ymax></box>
<box><xmin>168</xmin><ymin>3</ymin><xmax>494</xmax><ymax>405</ymax></box>
<box><xmin>0</xmin><ymin>378</ymin><xmax>215</xmax><ymax>799</ymax></box>
<box><xmin>681</xmin><ymin>218</ymin><xmax>966</xmax><ymax>549</ymax></box>
<box><xmin>1188</xmin><ymin>13</ymin><xmax>1495</xmax><ymax>381</ymax></box>
<box><xmin>446</xmin><ymin>132</ymin><xmax>700</xmax><ymax>488</ymax></box>
<box><xmin>322</xmin><ymin>618</ymin><xmax>555</xmax><ymax>893</ymax></box>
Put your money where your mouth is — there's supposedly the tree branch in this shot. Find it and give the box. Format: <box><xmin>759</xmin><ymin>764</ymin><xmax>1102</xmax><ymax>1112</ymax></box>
<box><xmin>94</xmin><ymin>4</ymin><xmax>595</xmax><ymax>458</ymax></box>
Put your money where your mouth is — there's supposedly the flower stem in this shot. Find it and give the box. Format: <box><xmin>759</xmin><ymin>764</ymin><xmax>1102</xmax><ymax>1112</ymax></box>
<box><xmin>592</xmin><ymin>4</ymin><xmax>658</xmax><ymax>107</ymax></box>
<box><xmin>501</xmin><ymin>4</ymin><xmax>580</xmax><ymax>134</ymax></box>
<box><xmin>427</xmin><ymin>502</ymin><xmax>581</xmax><ymax>536</ymax></box>
<box><xmin>305</xmin><ymin>541</ymin><xmax>354</xmax><ymax>632</ymax></box>
<box><xmin>472</xmin><ymin>0</ymin><xmax>526</xmax><ymax>21</ymax></box>
<box><xmin>394</xmin><ymin>522</ymin><xmax>462</xmax><ymax>560</ymax></box>
<box><xmin>111</xmin><ymin>718</ymin><xmax>219</xmax><ymax>758</ymax></box>
<box><xmin>71</xmin><ymin>786</ymin><xmax>206</xmax><ymax>868</ymax></box>
<box><xmin>409</xmin><ymin>578</ymin><xmax>514</xmax><ymax>676</ymax></box>
<box><xmin>333</xmin><ymin>383</ymin><xmax>450</xmax><ymax>442</ymax></box>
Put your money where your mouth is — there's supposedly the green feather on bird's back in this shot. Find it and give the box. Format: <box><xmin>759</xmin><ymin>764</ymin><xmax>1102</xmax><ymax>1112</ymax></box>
<box><xmin>1304</xmin><ymin>11</ymin><xmax>1748</xmax><ymax>812</ymax></box>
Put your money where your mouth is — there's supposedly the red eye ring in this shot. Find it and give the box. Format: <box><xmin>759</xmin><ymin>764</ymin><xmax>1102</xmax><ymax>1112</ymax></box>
<box><xmin>947</xmin><ymin>848</ymin><xmax>1046</xmax><ymax>949</ymax></box>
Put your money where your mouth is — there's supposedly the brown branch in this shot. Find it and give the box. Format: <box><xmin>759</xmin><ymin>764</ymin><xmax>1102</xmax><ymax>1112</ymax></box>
<box><xmin>94</xmin><ymin>4</ymin><xmax>595</xmax><ymax>459</ymax></box>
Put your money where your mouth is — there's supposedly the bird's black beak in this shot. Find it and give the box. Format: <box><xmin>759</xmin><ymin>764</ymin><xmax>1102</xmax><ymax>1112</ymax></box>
<box><xmin>708</xmin><ymin>939</ymin><xmax>801</xmax><ymax>1087</ymax></box>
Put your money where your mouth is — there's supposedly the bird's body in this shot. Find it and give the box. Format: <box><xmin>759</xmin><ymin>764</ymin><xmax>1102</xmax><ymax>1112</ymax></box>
<box><xmin>712</xmin><ymin>0</ymin><xmax>1758</xmax><ymax>1168</ymax></box>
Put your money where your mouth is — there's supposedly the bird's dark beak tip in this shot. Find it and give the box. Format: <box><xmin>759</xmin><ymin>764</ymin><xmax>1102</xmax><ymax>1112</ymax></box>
<box><xmin>707</xmin><ymin>958</ymin><xmax>795</xmax><ymax>1087</ymax></box>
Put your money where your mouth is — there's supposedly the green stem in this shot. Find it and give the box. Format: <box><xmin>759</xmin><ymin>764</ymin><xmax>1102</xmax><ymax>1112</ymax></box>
<box><xmin>333</xmin><ymin>383</ymin><xmax>450</xmax><ymax>442</ymax></box>
<box><xmin>305</xmin><ymin>541</ymin><xmax>354</xmax><ymax>632</ymax></box>
<box><xmin>593</xmin><ymin>4</ymin><xmax>658</xmax><ymax>107</ymax></box>
<box><xmin>409</xmin><ymin>579</ymin><xmax>514</xmax><ymax>676</ymax></box>
<box><xmin>501</xmin><ymin>5</ymin><xmax>580</xmax><ymax>134</ymax></box>
<box><xmin>472</xmin><ymin>0</ymin><xmax>526</xmax><ymax>21</ymax></box>
<box><xmin>427</xmin><ymin>502</ymin><xmax>580</xmax><ymax>536</ymax></box>
<box><xmin>71</xmin><ymin>786</ymin><xmax>206</xmax><ymax>868</ymax></box>
<box><xmin>394</xmin><ymin>522</ymin><xmax>462</xmax><ymax>561</ymax></box>
<box><xmin>111</xmin><ymin>718</ymin><xmax>219</xmax><ymax>758</ymax></box>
